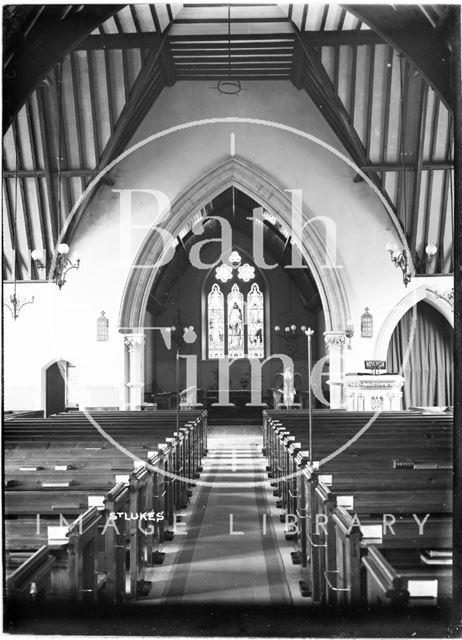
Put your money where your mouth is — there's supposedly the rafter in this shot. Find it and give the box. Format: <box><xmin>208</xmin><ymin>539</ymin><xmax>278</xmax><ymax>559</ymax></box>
<box><xmin>365</xmin><ymin>44</ymin><xmax>376</xmax><ymax>158</ymax></box>
<box><xmin>346</xmin><ymin>4</ymin><xmax>453</xmax><ymax>106</ymax></box>
<box><xmin>422</xmin><ymin>96</ymin><xmax>440</xmax><ymax>270</ymax></box>
<box><xmin>36</xmin><ymin>86</ymin><xmax>58</xmax><ymax>248</ymax></box>
<box><xmin>53</xmin><ymin>65</ymin><xmax>73</xmax><ymax>229</ymax></box>
<box><xmin>86</xmin><ymin>51</ymin><xmax>102</xmax><ymax>163</ymax></box>
<box><xmin>409</xmin><ymin>81</ymin><xmax>429</xmax><ymax>255</ymax></box>
<box><xmin>380</xmin><ymin>46</ymin><xmax>394</xmax><ymax>164</ymax></box>
<box><xmin>70</xmin><ymin>51</ymin><xmax>88</xmax><ymax>196</ymax></box>
<box><xmin>437</xmin><ymin>114</ymin><xmax>454</xmax><ymax>272</ymax></box>
<box><xmin>293</xmin><ymin>27</ymin><xmax>378</xmax><ymax>179</ymax></box>
<box><xmin>76</xmin><ymin>30</ymin><xmax>384</xmax><ymax>52</ymax></box>
<box><xmin>24</xmin><ymin>99</ymin><xmax>48</xmax><ymax>262</ymax></box>
<box><xmin>360</xmin><ymin>161</ymin><xmax>454</xmax><ymax>172</ymax></box>
<box><xmin>66</xmin><ymin>24</ymin><xmax>173</xmax><ymax>242</ymax></box>
<box><xmin>3</xmin><ymin>5</ymin><xmax>122</xmax><ymax>130</ymax></box>
<box><xmin>2</xmin><ymin>175</ymin><xmax>21</xmax><ymax>279</ymax></box>
<box><xmin>97</xmin><ymin>31</ymin><xmax>169</xmax><ymax>169</ymax></box>
<box><xmin>11</xmin><ymin>118</ymin><xmax>33</xmax><ymax>263</ymax></box>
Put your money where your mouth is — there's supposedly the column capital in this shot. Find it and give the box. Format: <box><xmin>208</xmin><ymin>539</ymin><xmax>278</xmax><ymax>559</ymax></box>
<box><xmin>125</xmin><ymin>333</ymin><xmax>145</xmax><ymax>353</ymax></box>
<box><xmin>323</xmin><ymin>330</ymin><xmax>346</xmax><ymax>351</ymax></box>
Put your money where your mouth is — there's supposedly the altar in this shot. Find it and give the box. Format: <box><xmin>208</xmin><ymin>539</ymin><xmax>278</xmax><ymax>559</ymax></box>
<box><xmin>343</xmin><ymin>373</ymin><xmax>405</xmax><ymax>411</ymax></box>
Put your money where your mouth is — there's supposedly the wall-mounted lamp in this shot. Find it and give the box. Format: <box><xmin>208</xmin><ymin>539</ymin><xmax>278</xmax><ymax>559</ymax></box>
<box><xmin>386</xmin><ymin>242</ymin><xmax>411</xmax><ymax>287</ymax></box>
<box><xmin>33</xmin><ymin>244</ymin><xmax>80</xmax><ymax>289</ymax></box>
<box><xmin>31</xmin><ymin>249</ymin><xmax>46</xmax><ymax>273</ymax></box>
<box><xmin>345</xmin><ymin>319</ymin><xmax>354</xmax><ymax>349</ymax></box>
<box><xmin>386</xmin><ymin>242</ymin><xmax>437</xmax><ymax>286</ymax></box>
<box><xmin>32</xmin><ymin>245</ymin><xmax>80</xmax><ymax>289</ymax></box>
<box><xmin>53</xmin><ymin>244</ymin><xmax>80</xmax><ymax>289</ymax></box>
<box><xmin>414</xmin><ymin>243</ymin><xmax>438</xmax><ymax>274</ymax></box>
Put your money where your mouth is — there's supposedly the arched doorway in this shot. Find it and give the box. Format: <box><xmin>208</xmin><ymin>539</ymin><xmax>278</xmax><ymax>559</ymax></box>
<box><xmin>41</xmin><ymin>359</ymin><xmax>77</xmax><ymax>417</ymax></box>
<box><xmin>386</xmin><ymin>301</ymin><xmax>453</xmax><ymax>408</ymax></box>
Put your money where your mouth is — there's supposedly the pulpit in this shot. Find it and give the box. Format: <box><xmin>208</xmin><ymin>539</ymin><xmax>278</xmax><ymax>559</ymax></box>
<box><xmin>344</xmin><ymin>373</ymin><xmax>405</xmax><ymax>411</ymax></box>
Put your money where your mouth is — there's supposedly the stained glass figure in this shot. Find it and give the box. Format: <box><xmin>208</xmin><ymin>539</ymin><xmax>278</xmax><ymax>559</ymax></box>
<box><xmin>208</xmin><ymin>284</ymin><xmax>225</xmax><ymax>358</ymax></box>
<box><xmin>227</xmin><ymin>284</ymin><xmax>244</xmax><ymax>359</ymax></box>
<box><xmin>247</xmin><ymin>282</ymin><xmax>264</xmax><ymax>358</ymax></box>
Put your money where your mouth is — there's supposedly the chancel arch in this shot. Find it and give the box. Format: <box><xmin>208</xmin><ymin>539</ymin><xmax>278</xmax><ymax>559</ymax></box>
<box><xmin>142</xmin><ymin>185</ymin><xmax>324</xmax><ymax>409</ymax></box>
<box><xmin>118</xmin><ymin>156</ymin><xmax>351</xmax><ymax>336</ymax></box>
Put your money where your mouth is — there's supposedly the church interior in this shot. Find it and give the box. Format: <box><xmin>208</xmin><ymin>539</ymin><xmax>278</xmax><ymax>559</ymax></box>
<box><xmin>2</xmin><ymin>3</ymin><xmax>460</xmax><ymax>636</ymax></box>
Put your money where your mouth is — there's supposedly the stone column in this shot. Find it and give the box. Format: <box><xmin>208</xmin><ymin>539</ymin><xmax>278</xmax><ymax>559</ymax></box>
<box><xmin>324</xmin><ymin>331</ymin><xmax>346</xmax><ymax>410</ymax></box>
<box><xmin>125</xmin><ymin>333</ymin><xmax>145</xmax><ymax>410</ymax></box>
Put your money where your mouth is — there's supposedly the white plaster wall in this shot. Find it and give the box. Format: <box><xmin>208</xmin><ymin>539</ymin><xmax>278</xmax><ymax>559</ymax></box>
<box><xmin>4</xmin><ymin>80</ymin><xmax>454</xmax><ymax>410</ymax></box>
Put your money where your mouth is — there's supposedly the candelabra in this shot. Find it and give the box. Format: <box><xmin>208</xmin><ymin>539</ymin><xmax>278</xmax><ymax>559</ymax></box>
<box><xmin>273</xmin><ymin>324</ymin><xmax>307</xmax><ymax>359</ymax></box>
<box><xmin>5</xmin><ymin>291</ymin><xmax>35</xmax><ymax>320</ymax></box>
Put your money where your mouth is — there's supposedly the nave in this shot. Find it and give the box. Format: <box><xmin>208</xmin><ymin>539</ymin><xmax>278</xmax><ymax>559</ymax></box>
<box><xmin>141</xmin><ymin>426</ymin><xmax>295</xmax><ymax>606</ymax></box>
<box><xmin>4</xmin><ymin>411</ymin><xmax>454</xmax><ymax>637</ymax></box>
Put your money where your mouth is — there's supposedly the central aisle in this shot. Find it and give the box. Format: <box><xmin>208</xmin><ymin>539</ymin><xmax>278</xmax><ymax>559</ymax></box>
<box><xmin>145</xmin><ymin>425</ymin><xmax>293</xmax><ymax>606</ymax></box>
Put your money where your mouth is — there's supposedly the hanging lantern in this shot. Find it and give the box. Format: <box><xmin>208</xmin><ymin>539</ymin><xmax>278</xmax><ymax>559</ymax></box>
<box><xmin>361</xmin><ymin>307</ymin><xmax>373</xmax><ymax>338</ymax></box>
<box><xmin>97</xmin><ymin>311</ymin><xmax>109</xmax><ymax>341</ymax></box>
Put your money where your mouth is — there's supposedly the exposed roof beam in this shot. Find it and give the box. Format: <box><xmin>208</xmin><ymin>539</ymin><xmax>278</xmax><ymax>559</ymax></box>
<box><xmin>293</xmin><ymin>28</ymin><xmax>375</xmax><ymax>175</ymax></box>
<box><xmin>24</xmin><ymin>99</ymin><xmax>48</xmax><ymax>259</ymax></box>
<box><xmin>86</xmin><ymin>51</ymin><xmax>102</xmax><ymax>163</ymax></box>
<box><xmin>97</xmin><ymin>31</ymin><xmax>170</xmax><ymax>169</ymax></box>
<box><xmin>3</xmin><ymin>5</ymin><xmax>123</xmax><ymax>130</ymax></box>
<box><xmin>409</xmin><ymin>81</ymin><xmax>429</xmax><ymax>255</ymax></box>
<box><xmin>345</xmin><ymin>4</ymin><xmax>453</xmax><ymax>107</ymax></box>
<box><xmin>76</xmin><ymin>30</ymin><xmax>383</xmax><ymax>51</ymax></box>
<box><xmin>380</xmin><ymin>46</ymin><xmax>394</xmax><ymax>165</ymax></box>
<box><xmin>2</xmin><ymin>176</ymin><xmax>22</xmax><ymax>279</ymax></box>
<box><xmin>173</xmin><ymin>17</ymin><xmax>289</xmax><ymax>24</ymax></box>
<box><xmin>35</xmin><ymin>86</ymin><xmax>58</xmax><ymax>248</ymax></box>
<box><xmin>360</xmin><ymin>161</ymin><xmax>454</xmax><ymax>172</ymax></box>
<box><xmin>2</xmin><ymin>169</ymin><xmax>102</xmax><ymax>178</ymax></box>
<box><xmin>176</xmin><ymin>74</ymin><xmax>291</xmax><ymax>80</ymax></box>
<box><xmin>437</xmin><ymin>116</ymin><xmax>453</xmax><ymax>272</ymax></box>
<box><xmin>66</xmin><ymin>25</ymin><xmax>173</xmax><ymax>242</ymax></box>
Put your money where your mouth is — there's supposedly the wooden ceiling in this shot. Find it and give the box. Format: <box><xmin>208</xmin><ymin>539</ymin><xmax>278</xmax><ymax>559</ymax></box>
<box><xmin>2</xmin><ymin>3</ymin><xmax>456</xmax><ymax>281</ymax></box>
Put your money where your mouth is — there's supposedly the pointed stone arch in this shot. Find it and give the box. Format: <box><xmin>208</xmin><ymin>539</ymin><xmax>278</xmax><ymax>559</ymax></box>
<box><xmin>373</xmin><ymin>284</ymin><xmax>454</xmax><ymax>360</ymax></box>
<box><xmin>118</xmin><ymin>155</ymin><xmax>351</xmax><ymax>335</ymax></box>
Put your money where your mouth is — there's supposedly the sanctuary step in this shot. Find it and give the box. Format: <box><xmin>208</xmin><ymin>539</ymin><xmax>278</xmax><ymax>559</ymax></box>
<box><xmin>207</xmin><ymin>404</ymin><xmax>265</xmax><ymax>426</ymax></box>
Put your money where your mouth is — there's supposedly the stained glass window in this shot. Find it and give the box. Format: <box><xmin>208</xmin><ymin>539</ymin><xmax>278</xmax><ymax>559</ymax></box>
<box><xmin>207</xmin><ymin>268</ymin><xmax>265</xmax><ymax>359</ymax></box>
<box><xmin>227</xmin><ymin>284</ymin><xmax>245</xmax><ymax>359</ymax></box>
<box><xmin>247</xmin><ymin>283</ymin><xmax>264</xmax><ymax>358</ymax></box>
<box><xmin>208</xmin><ymin>284</ymin><xmax>225</xmax><ymax>358</ymax></box>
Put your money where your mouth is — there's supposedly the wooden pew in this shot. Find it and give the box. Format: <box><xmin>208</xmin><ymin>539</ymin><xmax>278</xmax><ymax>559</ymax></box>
<box><xmin>362</xmin><ymin>545</ymin><xmax>452</xmax><ymax>606</ymax></box>
<box><xmin>262</xmin><ymin>410</ymin><xmax>453</xmax><ymax>607</ymax></box>
<box><xmin>6</xmin><ymin>546</ymin><xmax>55</xmax><ymax>601</ymax></box>
<box><xmin>4</xmin><ymin>410</ymin><xmax>207</xmax><ymax>603</ymax></box>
